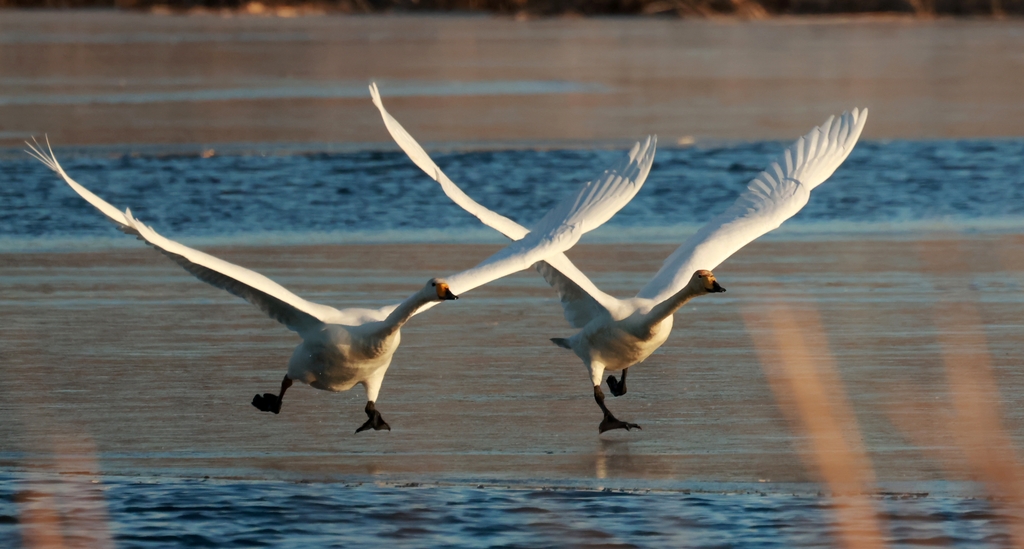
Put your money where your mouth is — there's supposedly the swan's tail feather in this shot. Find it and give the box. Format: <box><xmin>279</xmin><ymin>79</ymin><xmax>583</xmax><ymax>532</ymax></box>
<box><xmin>551</xmin><ymin>337</ymin><xmax>572</xmax><ymax>349</ymax></box>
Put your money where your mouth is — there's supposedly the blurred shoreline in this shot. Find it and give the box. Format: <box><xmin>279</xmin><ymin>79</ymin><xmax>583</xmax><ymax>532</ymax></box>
<box><xmin>0</xmin><ymin>0</ymin><xmax>1019</xmax><ymax>17</ymax></box>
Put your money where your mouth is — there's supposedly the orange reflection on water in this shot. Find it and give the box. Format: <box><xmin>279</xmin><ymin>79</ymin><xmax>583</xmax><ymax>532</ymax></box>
<box><xmin>14</xmin><ymin>438</ymin><xmax>114</xmax><ymax>548</ymax></box>
<box><xmin>901</xmin><ymin>239</ymin><xmax>1024</xmax><ymax>545</ymax></box>
<box><xmin>933</xmin><ymin>298</ymin><xmax>1024</xmax><ymax>545</ymax></box>
<box><xmin>15</xmin><ymin>483</ymin><xmax>66</xmax><ymax>549</ymax></box>
<box><xmin>744</xmin><ymin>301</ymin><xmax>886</xmax><ymax>549</ymax></box>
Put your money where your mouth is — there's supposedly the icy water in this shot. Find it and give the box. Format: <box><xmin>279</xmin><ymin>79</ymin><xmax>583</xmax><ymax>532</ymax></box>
<box><xmin>4</xmin><ymin>138</ymin><xmax>1024</xmax><ymax>248</ymax></box>
<box><xmin>1</xmin><ymin>475</ymin><xmax>1020</xmax><ymax>548</ymax></box>
<box><xmin>4</xmin><ymin>140</ymin><xmax>1024</xmax><ymax>546</ymax></box>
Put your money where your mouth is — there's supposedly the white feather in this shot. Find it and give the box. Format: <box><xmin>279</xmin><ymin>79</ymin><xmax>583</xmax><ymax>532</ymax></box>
<box><xmin>636</xmin><ymin>108</ymin><xmax>867</xmax><ymax>303</ymax></box>
<box><xmin>370</xmin><ymin>83</ymin><xmax>650</xmax><ymax>324</ymax></box>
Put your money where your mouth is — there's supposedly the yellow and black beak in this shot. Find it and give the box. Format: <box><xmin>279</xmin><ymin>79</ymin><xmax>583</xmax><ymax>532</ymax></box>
<box><xmin>711</xmin><ymin>281</ymin><xmax>726</xmax><ymax>293</ymax></box>
<box><xmin>436</xmin><ymin>282</ymin><xmax>458</xmax><ymax>300</ymax></box>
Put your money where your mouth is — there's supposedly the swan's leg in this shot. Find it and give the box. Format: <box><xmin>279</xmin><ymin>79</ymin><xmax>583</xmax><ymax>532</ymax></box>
<box><xmin>606</xmin><ymin>368</ymin><xmax>628</xmax><ymax>397</ymax></box>
<box><xmin>588</xmin><ymin>361</ymin><xmax>639</xmax><ymax>432</ymax></box>
<box><xmin>355</xmin><ymin>401</ymin><xmax>391</xmax><ymax>433</ymax></box>
<box><xmin>252</xmin><ymin>375</ymin><xmax>292</xmax><ymax>414</ymax></box>
<box><xmin>594</xmin><ymin>386</ymin><xmax>641</xmax><ymax>433</ymax></box>
<box><xmin>355</xmin><ymin>370</ymin><xmax>391</xmax><ymax>433</ymax></box>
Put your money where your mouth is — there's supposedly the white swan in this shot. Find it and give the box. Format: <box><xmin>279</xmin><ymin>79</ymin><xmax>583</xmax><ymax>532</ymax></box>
<box><xmin>26</xmin><ymin>135</ymin><xmax>655</xmax><ymax>432</ymax></box>
<box><xmin>371</xmin><ymin>83</ymin><xmax>867</xmax><ymax>432</ymax></box>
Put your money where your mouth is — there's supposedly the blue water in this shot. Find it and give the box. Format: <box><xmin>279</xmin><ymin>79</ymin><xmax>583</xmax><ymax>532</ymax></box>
<box><xmin>0</xmin><ymin>475</ymin><xmax>1015</xmax><ymax>548</ymax></box>
<box><xmin>4</xmin><ymin>138</ymin><xmax>1024</xmax><ymax>250</ymax></box>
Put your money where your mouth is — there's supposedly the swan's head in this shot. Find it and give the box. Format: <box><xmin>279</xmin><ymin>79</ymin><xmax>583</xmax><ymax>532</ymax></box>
<box><xmin>427</xmin><ymin>278</ymin><xmax>458</xmax><ymax>301</ymax></box>
<box><xmin>693</xmin><ymin>270</ymin><xmax>725</xmax><ymax>294</ymax></box>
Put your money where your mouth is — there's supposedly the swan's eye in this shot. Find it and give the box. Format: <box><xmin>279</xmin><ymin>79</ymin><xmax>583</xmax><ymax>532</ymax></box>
<box><xmin>431</xmin><ymin>282</ymin><xmax>436</xmax><ymax>286</ymax></box>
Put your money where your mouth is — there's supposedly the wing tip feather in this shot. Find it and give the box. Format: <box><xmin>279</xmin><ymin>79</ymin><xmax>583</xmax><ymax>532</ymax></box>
<box><xmin>24</xmin><ymin>134</ymin><xmax>61</xmax><ymax>173</ymax></box>
<box><xmin>369</xmin><ymin>81</ymin><xmax>385</xmax><ymax>110</ymax></box>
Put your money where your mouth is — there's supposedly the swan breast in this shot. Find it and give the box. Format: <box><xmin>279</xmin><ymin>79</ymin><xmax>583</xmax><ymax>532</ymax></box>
<box><xmin>581</xmin><ymin>315</ymin><xmax>673</xmax><ymax>371</ymax></box>
<box><xmin>288</xmin><ymin>325</ymin><xmax>400</xmax><ymax>391</ymax></box>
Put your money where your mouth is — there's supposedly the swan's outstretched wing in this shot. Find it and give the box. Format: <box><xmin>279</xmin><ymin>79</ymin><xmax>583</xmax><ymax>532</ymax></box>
<box><xmin>636</xmin><ymin>108</ymin><xmax>868</xmax><ymax>304</ymax></box>
<box><xmin>443</xmin><ymin>134</ymin><xmax>654</xmax><ymax>295</ymax></box>
<box><xmin>406</xmin><ymin>137</ymin><xmax>654</xmax><ymax>317</ymax></box>
<box><xmin>370</xmin><ymin>82</ymin><xmax>529</xmax><ymax>240</ymax></box>
<box><xmin>27</xmin><ymin>140</ymin><xmax>344</xmax><ymax>333</ymax></box>
<box><xmin>370</xmin><ymin>83</ymin><xmax>645</xmax><ymax>325</ymax></box>
<box><xmin>534</xmin><ymin>260</ymin><xmax>609</xmax><ymax>327</ymax></box>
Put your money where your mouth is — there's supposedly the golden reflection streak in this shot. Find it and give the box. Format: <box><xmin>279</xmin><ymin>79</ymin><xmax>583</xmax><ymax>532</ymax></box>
<box><xmin>743</xmin><ymin>301</ymin><xmax>886</xmax><ymax>549</ymax></box>
<box><xmin>15</xmin><ymin>479</ymin><xmax>66</xmax><ymax>549</ymax></box>
<box><xmin>14</xmin><ymin>434</ymin><xmax>114</xmax><ymax>548</ymax></box>
<box><xmin>595</xmin><ymin>445</ymin><xmax>607</xmax><ymax>480</ymax></box>
<box><xmin>915</xmin><ymin>238</ymin><xmax>1024</xmax><ymax>545</ymax></box>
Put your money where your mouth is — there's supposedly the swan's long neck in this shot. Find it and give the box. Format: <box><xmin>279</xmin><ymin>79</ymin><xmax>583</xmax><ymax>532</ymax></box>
<box><xmin>639</xmin><ymin>282</ymin><xmax>704</xmax><ymax>333</ymax></box>
<box><xmin>380</xmin><ymin>291</ymin><xmax>433</xmax><ymax>337</ymax></box>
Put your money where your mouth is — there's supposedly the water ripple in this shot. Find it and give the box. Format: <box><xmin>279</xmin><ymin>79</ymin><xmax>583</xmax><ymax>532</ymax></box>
<box><xmin>2</xmin><ymin>139</ymin><xmax>1024</xmax><ymax>251</ymax></box>
<box><xmin>0</xmin><ymin>478</ymin><xmax>988</xmax><ymax>549</ymax></box>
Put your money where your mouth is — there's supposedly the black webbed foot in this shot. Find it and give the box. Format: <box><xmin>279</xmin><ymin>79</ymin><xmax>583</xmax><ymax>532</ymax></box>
<box><xmin>606</xmin><ymin>375</ymin><xmax>627</xmax><ymax>397</ymax></box>
<box><xmin>355</xmin><ymin>401</ymin><xmax>391</xmax><ymax>433</ymax></box>
<box><xmin>252</xmin><ymin>393</ymin><xmax>282</xmax><ymax>414</ymax></box>
<box><xmin>355</xmin><ymin>411</ymin><xmax>390</xmax><ymax>433</ymax></box>
<box><xmin>593</xmin><ymin>385</ymin><xmax>639</xmax><ymax>433</ymax></box>
<box><xmin>599</xmin><ymin>413</ymin><xmax>641</xmax><ymax>433</ymax></box>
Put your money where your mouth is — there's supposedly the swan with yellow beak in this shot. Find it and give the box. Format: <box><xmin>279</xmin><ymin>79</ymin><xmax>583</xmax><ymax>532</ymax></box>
<box><xmin>27</xmin><ymin>133</ymin><xmax>654</xmax><ymax>433</ymax></box>
<box><xmin>371</xmin><ymin>83</ymin><xmax>866</xmax><ymax>433</ymax></box>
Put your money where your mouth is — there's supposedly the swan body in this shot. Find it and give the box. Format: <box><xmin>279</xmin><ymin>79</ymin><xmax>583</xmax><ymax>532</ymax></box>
<box><xmin>286</xmin><ymin>293</ymin><xmax>420</xmax><ymax>395</ymax></box>
<box><xmin>567</xmin><ymin>316</ymin><xmax>671</xmax><ymax>382</ymax></box>
<box><xmin>27</xmin><ymin>131</ymin><xmax>654</xmax><ymax>432</ymax></box>
<box><xmin>371</xmin><ymin>82</ymin><xmax>867</xmax><ymax>432</ymax></box>
<box><xmin>561</xmin><ymin>270</ymin><xmax>725</xmax><ymax>384</ymax></box>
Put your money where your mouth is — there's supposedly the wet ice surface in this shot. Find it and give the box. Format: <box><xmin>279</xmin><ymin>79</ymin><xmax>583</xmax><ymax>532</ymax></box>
<box><xmin>3</xmin><ymin>139</ymin><xmax>1024</xmax><ymax>249</ymax></box>
<box><xmin>4</xmin><ymin>141</ymin><xmax>1024</xmax><ymax>545</ymax></box>
<box><xmin>0</xmin><ymin>475</ymin><xmax>1016</xmax><ymax>548</ymax></box>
